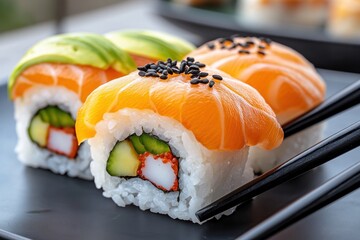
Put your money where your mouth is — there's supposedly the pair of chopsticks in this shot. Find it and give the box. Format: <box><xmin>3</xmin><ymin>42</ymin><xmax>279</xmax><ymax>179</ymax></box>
<box><xmin>196</xmin><ymin>80</ymin><xmax>360</xmax><ymax>235</ymax></box>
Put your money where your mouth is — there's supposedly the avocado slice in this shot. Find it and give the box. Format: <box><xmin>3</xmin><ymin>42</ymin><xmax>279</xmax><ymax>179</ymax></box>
<box><xmin>28</xmin><ymin>114</ymin><xmax>49</xmax><ymax>147</ymax></box>
<box><xmin>105</xmin><ymin>30</ymin><xmax>195</xmax><ymax>62</ymax></box>
<box><xmin>38</xmin><ymin>106</ymin><xmax>75</xmax><ymax>128</ymax></box>
<box><xmin>106</xmin><ymin>140</ymin><xmax>140</xmax><ymax>177</ymax></box>
<box><xmin>139</xmin><ymin>133</ymin><xmax>170</xmax><ymax>155</ymax></box>
<box><xmin>129</xmin><ymin>135</ymin><xmax>146</xmax><ymax>154</ymax></box>
<box><xmin>8</xmin><ymin>33</ymin><xmax>136</xmax><ymax>99</ymax></box>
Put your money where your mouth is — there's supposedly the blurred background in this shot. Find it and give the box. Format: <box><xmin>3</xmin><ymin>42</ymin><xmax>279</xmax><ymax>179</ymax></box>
<box><xmin>0</xmin><ymin>0</ymin><xmax>359</xmax><ymax>85</ymax></box>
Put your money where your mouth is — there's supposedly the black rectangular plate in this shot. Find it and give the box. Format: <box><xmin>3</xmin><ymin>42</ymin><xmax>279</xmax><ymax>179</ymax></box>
<box><xmin>0</xmin><ymin>69</ymin><xmax>360</xmax><ymax>240</ymax></box>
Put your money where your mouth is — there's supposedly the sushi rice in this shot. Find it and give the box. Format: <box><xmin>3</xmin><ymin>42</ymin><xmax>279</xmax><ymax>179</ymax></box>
<box><xmin>249</xmin><ymin>123</ymin><xmax>325</xmax><ymax>174</ymax></box>
<box><xmin>15</xmin><ymin>86</ymin><xmax>92</xmax><ymax>179</ymax></box>
<box><xmin>89</xmin><ymin>108</ymin><xmax>254</xmax><ymax>223</ymax></box>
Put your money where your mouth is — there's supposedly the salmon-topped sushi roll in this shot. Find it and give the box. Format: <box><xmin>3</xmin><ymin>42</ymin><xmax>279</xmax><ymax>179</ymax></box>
<box><xmin>188</xmin><ymin>36</ymin><xmax>326</xmax><ymax>173</ymax></box>
<box><xmin>75</xmin><ymin>57</ymin><xmax>283</xmax><ymax>222</ymax></box>
<box><xmin>8</xmin><ymin>33</ymin><xmax>136</xmax><ymax>179</ymax></box>
<box><xmin>105</xmin><ymin>30</ymin><xmax>195</xmax><ymax>66</ymax></box>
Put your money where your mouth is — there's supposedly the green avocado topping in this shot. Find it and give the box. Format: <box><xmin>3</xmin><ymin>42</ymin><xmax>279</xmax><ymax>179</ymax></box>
<box><xmin>8</xmin><ymin>32</ymin><xmax>136</xmax><ymax>99</ymax></box>
<box><xmin>105</xmin><ymin>30</ymin><xmax>195</xmax><ymax>62</ymax></box>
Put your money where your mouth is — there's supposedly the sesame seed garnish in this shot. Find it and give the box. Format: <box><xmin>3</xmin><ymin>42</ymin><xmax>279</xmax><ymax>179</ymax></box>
<box><xmin>199</xmin><ymin>79</ymin><xmax>209</xmax><ymax>84</ymax></box>
<box><xmin>238</xmin><ymin>50</ymin><xmax>250</xmax><ymax>54</ymax></box>
<box><xmin>195</xmin><ymin>62</ymin><xmax>206</xmax><ymax>68</ymax></box>
<box><xmin>186</xmin><ymin>57</ymin><xmax>195</xmax><ymax>62</ymax></box>
<box><xmin>137</xmin><ymin>57</ymin><xmax>220</xmax><ymax>88</ymax></box>
<box><xmin>190</xmin><ymin>79</ymin><xmax>200</xmax><ymax>84</ymax></box>
<box><xmin>137</xmin><ymin>66</ymin><xmax>147</xmax><ymax>71</ymax></box>
<box><xmin>209</xmin><ymin>80</ymin><xmax>215</xmax><ymax>88</ymax></box>
<box><xmin>207</xmin><ymin>42</ymin><xmax>215</xmax><ymax>50</ymax></box>
<box><xmin>199</xmin><ymin>72</ymin><xmax>209</xmax><ymax>77</ymax></box>
<box><xmin>212</xmin><ymin>74</ymin><xmax>223</xmax><ymax>80</ymax></box>
<box><xmin>167</xmin><ymin>67</ymin><xmax>173</xmax><ymax>74</ymax></box>
<box><xmin>257</xmin><ymin>51</ymin><xmax>266</xmax><ymax>56</ymax></box>
<box><xmin>258</xmin><ymin>45</ymin><xmax>266</xmax><ymax>49</ymax></box>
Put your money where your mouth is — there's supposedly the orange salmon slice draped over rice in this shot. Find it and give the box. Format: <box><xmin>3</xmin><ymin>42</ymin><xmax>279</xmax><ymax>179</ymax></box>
<box><xmin>76</xmin><ymin>59</ymin><xmax>284</xmax><ymax>151</ymax></box>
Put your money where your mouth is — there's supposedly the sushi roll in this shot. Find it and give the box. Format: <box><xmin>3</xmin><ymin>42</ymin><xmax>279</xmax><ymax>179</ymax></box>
<box><xmin>75</xmin><ymin>58</ymin><xmax>283</xmax><ymax>222</ymax></box>
<box><xmin>105</xmin><ymin>30</ymin><xmax>195</xmax><ymax>66</ymax></box>
<box><xmin>188</xmin><ymin>36</ymin><xmax>326</xmax><ymax>173</ymax></box>
<box><xmin>9</xmin><ymin>33</ymin><xmax>136</xmax><ymax>179</ymax></box>
<box><xmin>327</xmin><ymin>0</ymin><xmax>360</xmax><ymax>39</ymax></box>
<box><xmin>239</xmin><ymin>0</ymin><xmax>329</xmax><ymax>28</ymax></box>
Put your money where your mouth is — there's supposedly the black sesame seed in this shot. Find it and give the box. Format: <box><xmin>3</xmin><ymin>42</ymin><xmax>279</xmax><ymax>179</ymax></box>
<box><xmin>189</xmin><ymin>69</ymin><xmax>200</xmax><ymax>75</ymax></box>
<box><xmin>246</xmin><ymin>40</ymin><xmax>255</xmax><ymax>45</ymax></box>
<box><xmin>200</xmin><ymin>78</ymin><xmax>209</xmax><ymax>84</ymax></box>
<box><xmin>257</xmin><ymin>51</ymin><xmax>266</xmax><ymax>56</ymax></box>
<box><xmin>147</xmin><ymin>69</ymin><xmax>156</xmax><ymax>73</ymax></box>
<box><xmin>167</xmin><ymin>58</ymin><xmax>172</xmax><ymax>63</ymax></box>
<box><xmin>138</xmin><ymin>71</ymin><xmax>146</xmax><ymax>77</ymax></box>
<box><xmin>209</xmin><ymin>80</ymin><xmax>215</xmax><ymax>88</ymax></box>
<box><xmin>162</xmin><ymin>70</ymin><xmax>168</xmax><ymax>75</ymax></box>
<box><xmin>137</xmin><ymin>66</ymin><xmax>147</xmax><ymax>71</ymax></box>
<box><xmin>212</xmin><ymin>74</ymin><xmax>223</xmax><ymax>80</ymax></box>
<box><xmin>167</xmin><ymin>67</ymin><xmax>173</xmax><ymax>74</ymax></box>
<box><xmin>160</xmin><ymin>75</ymin><xmax>167</xmax><ymax>80</ymax></box>
<box><xmin>190</xmin><ymin>79</ymin><xmax>200</xmax><ymax>84</ymax></box>
<box><xmin>179</xmin><ymin>61</ymin><xmax>187</xmax><ymax>73</ymax></box>
<box><xmin>186</xmin><ymin>61</ymin><xmax>194</xmax><ymax>66</ymax></box>
<box><xmin>207</xmin><ymin>42</ymin><xmax>215</xmax><ymax>50</ymax></box>
<box><xmin>145</xmin><ymin>63</ymin><xmax>151</xmax><ymax>68</ymax></box>
<box><xmin>195</xmin><ymin>62</ymin><xmax>206</xmax><ymax>68</ymax></box>
<box><xmin>199</xmin><ymin>72</ymin><xmax>209</xmax><ymax>77</ymax></box>
<box><xmin>187</xmin><ymin>57</ymin><xmax>195</xmax><ymax>62</ymax></box>
<box><xmin>238</xmin><ymin>50</ymin><xmax>250</xmax><ymax>54</ymax></box>
<box><xmin>159</xmin><ymin>63</ymin><xmax>166</xmax><ymax>69</ymax></box>
<box><xmin>258</xmin><ymin>45</ymin><xmax>266</xmax><ymax>49</ymax></box>
<box><xmin>171</xmin><ymin>60</ymin><xmax>177</xmax><ymax>66</ymax></box>
<box><xmin>191</xmin><ymin>74</ymin><xmax>199</xmax><ymax>78</ymax></box>
<box><xmin>189</xmin><ymin>64</ymin><xmax>200</xmax><ymax>70</ymax></box>
<box><xmin>151</xmin><ymin>73</ymin><xmax>159</xmax><ymax>77</ymax></box>
<box><xmin>172</xmin><ymin>68</ymin><xmax>180</xmax><ymax>74</ymax></box>
<box><xmin>228</xmin><ymin>44</ymin><xmax>237</xmax><ymax>50</ymax></box>
<box><xmin>145</xmin><ymin>72</ymin><xmax>153</xmax><ymax>77</ymax></box>
<box><xmin>150</xmin><ymin>64</ymin><xmax>157</xmax><ymax>69</ymax></box>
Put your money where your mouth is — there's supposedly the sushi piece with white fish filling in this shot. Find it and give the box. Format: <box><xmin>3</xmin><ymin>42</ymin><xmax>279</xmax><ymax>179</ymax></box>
<box><xmin>75</xmin><ymin>58</ymin><xmax>283</xmax><ymax>222</ymax></box>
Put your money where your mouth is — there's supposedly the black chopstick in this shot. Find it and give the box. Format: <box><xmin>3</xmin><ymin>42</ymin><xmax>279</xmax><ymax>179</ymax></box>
<box><xmin>283</xmin><ymin>80</ymin><xmax>360</xmax><ymax>138</ymax></box>
<box><xmin>237</xmin><ymin>161</ymin><xmax>360</xmax><ymax>240</ymax></box>
<box><xmin>196</xmin><ymin>121</ymin><xmax>360</xmax><ymax>222</ymax></box>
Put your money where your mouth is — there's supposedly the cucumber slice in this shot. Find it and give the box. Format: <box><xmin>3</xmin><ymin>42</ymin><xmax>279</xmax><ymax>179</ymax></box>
<box><xmin>139</xmin><ymin>133</ymin><xmax>170</xmax><ymax>155</ymax></box>
<box><xmin>129</xmin><ymin>135</ymin><xmax>146</xmax><ymax>154</ymax></box>
<box><xmin>28</xmin><ymin>115</ymin><xmax>49</xmax><ymax>147</ymax></box>
<box><xmin>106</xmin><ymin>140</ymin><xmax>140</xmax><ymax>177</ymax></box>
<box><xmin>38</xmin><ymin>106</ymin><xmax>75</xmax><ymax>127</ymax></box>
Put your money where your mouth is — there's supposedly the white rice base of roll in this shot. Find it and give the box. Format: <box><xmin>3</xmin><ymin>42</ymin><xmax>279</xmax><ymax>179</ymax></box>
<box><xmin>14</xmin><ymin>86</ymin><xmax>92</xmax><ymax>180</ymax></box>
<box><xmin>248</xmin><ymin>123</ymin><xmax>325</xmax><ymax>174</ymax></box>
<box><xmin>90</xmin><ymin>108</ymin><xmax>253</xmax><ymax>223</ymax></box>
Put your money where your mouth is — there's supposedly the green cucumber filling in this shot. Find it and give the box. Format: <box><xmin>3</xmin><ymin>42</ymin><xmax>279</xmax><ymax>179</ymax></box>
<box><xmin>107</xmin><ymin>133</ymin><xmax>179</xmax><ymax>192</ymax></box>
<box><xmin>28</xmin><ymin>105</ymin><xmax>78</xmax><ymax>158</ymax></box>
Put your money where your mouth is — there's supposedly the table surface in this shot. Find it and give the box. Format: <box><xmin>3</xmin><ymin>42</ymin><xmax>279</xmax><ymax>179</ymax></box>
<box><xmin>0</xmin><ymin>69</ymin><xmax>359</xmax><ymax>240</ymax></box>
